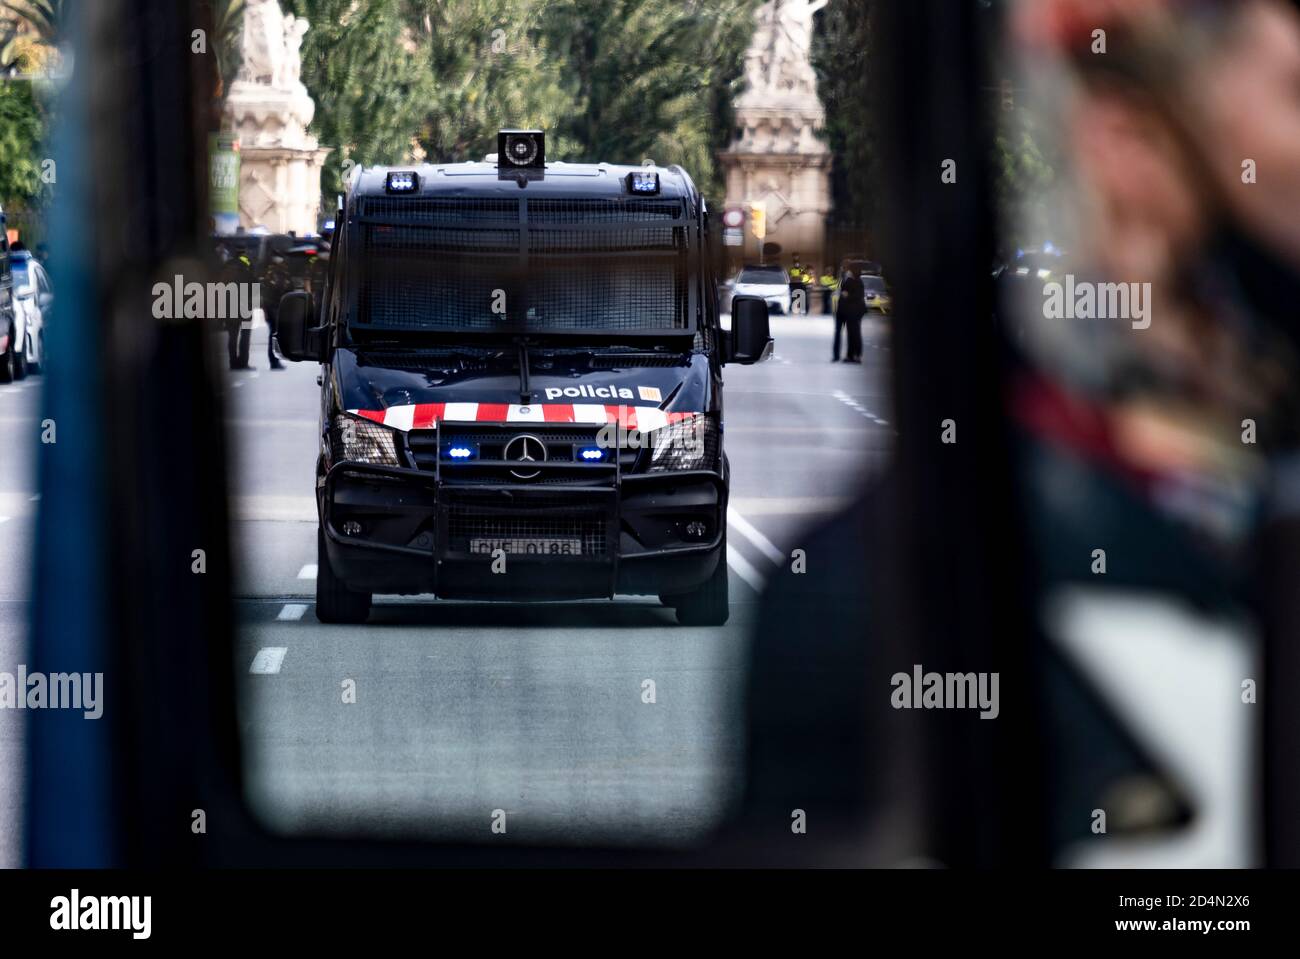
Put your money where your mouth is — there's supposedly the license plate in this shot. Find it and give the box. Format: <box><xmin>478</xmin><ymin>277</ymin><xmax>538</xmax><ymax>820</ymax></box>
<box><xmin>469</xmin><ymin>538</ymin><xmax>583</xmax><ymax>557</ymax></box>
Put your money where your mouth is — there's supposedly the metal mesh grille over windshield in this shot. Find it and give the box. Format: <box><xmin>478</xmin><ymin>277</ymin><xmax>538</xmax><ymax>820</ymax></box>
<box><xmin>527</xmin><ymin>198</ymin><xmax>683</xmax><ymax>223</ymax></box>
<box><xmin>354</xmin><ymin>196</ymin><xmax>690</xmax><ymax>333</ymax></box>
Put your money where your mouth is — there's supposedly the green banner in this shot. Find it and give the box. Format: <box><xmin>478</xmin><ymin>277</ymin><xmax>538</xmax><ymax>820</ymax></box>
<box><xmin>209</xmin><ymin>133</ymin><xmax>241</xmax><ymax>225</ymax></box>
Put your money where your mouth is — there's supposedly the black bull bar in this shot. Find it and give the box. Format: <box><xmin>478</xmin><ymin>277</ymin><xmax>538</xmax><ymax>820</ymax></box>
<box><xmin>319</xmin><ymin>435</ymin><xmax>727</xmax><ymax>599</ymax></box>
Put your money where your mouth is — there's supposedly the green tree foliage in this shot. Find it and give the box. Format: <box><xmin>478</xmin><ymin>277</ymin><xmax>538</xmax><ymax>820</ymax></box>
<box><xmin>812</xmin><ymin>1</ymin><xmax>1058</xmax><ymax>245</ymax></box>
<box><xmin>208</xmin><ymin>0</ymin><xmax>245</xmax><ymax>97</ymax></box>
<box><xmin>811</xmin><ymin>0</ymin><xmax>874</xmax><ymax>227</ymax></box>
<box><xmin>540</xmin><ymin>0</ymin><xmax>756</xmax><ymax>198</ymax></box>
<box><xmin>276</xmin><ymin>0</ymin><xmax>757</xmax><ymax>207</ymax></box>
<box><xmin>282</xmin><ymin>0</ymin><xmax>432</xmax><ymax>200</ymax></box>
<box><xmin>993</xmin><ymin>88</ymin><xmax>1059</xmax><ymax>248</ymax></box>
<box><xmin>0</xmin><ymin>79</ymin><xmax>49</xmax><ymax>213</ymax></box>
<box><xmin>0</xmin><ymin>4</ymin><xmax>57</xmax><ymax>234</ymax></box>
<box><xmin>274</xmin><ymin>0</ymin><xmax>759</xmax><ymax>201</ymax></box>
<box><xmin>408</xmin><ymin>0</ymin><xmax>577</xmax><ymax>164</ymax></box>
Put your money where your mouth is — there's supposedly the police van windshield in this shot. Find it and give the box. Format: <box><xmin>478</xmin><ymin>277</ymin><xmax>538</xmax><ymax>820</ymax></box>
<box><xmin>348</xmin><ymin>194</ymin><xmax>694</xmax><ymax>337</ymax></box>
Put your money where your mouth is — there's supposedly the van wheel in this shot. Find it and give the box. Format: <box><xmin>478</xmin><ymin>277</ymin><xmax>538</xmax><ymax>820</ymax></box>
<box><xmin>315</xmin><ymin>525</ymin><xmax>371</xmax><ymax>624</ymax></box>
<box><xmin>672</xmin><ymin>542</ymin><xmax>730</xmax><ymax>627</ymax></box>
<box><xmin>12</xmin><ymin>342</ymin><xmax>26</xmax><ymax>380</ymax></box>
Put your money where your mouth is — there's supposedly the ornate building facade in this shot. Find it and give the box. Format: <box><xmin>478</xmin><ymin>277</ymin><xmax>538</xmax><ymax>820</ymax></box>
<box><xmin>721</xmin><ymin>0</ymin><xmax>832</xmax><ymax>268</ymax></box>
<box><xmin>220</xmin><ymin>0</ymin><xmax>329</xmax><ymax>235</ymax></box>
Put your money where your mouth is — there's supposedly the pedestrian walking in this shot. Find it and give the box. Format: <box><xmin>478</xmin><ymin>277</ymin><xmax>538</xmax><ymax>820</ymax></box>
<box><xmin>260</xmin><ymin>254</ymin><xmax>291</xmax><ymax>370</ymax></box>
<box><xmin>833</xmin><ymin>266</ymin><xmax>865</xmax><ymax>362</ymax></box>
<box><xmin>222</xmin><ymin>250</ymin><xmax>254</xmax><ymax>369</ymax></box>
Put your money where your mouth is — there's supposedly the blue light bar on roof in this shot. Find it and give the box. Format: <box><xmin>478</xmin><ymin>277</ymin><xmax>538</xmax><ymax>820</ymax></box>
<box><xmin>385</xmin><ymin>171</ymin><xmax>419</xmax><ymax>194</ymax></box>
<box><xmin>626</xmin><ymin>171</ymin><xmax>660</xmax><ymax>195</ymax></box>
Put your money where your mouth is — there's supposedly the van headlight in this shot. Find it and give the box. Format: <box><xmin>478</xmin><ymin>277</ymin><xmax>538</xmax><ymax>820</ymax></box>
<box><xmin>330</xmin><ymin>414</ymin><xmax>400</xmax><ymax>466</ymax></box>
<box><xmin>648</xmin><ymin>415</ymin><xmax>718</xmax><ymax>472</ymax></box>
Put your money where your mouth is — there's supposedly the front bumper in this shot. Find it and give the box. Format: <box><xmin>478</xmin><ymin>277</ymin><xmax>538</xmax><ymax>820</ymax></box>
<box><xmin>319</xmin><ymin>461</ymin><xmax>726</xmax><ymax>600</ymax></box>
<box><xmin>735</xmin><ymin>289</ymin><xmax>790</xmax><ymax>313</ymax></box>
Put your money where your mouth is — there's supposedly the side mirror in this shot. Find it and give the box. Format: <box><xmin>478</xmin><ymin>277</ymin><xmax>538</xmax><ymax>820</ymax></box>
<box><xmin>276</xmin><ymin>290</ymin><xmax>322</xmax><ymax>362</ymax></box>
<box><xmin>729</xmin><ymin>295</ymin><xmax>773</xmax><ymax>365</ymax></box>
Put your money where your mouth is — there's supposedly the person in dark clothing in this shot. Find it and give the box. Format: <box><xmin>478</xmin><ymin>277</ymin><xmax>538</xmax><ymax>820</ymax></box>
<box><xmin>260</xmin><ymin>256</ymin><xmax>291</xmax><ymax>370</ymax></box>
<box><xmin>262</xmin><ymin>295</ymin><xmax>284</xmax><ymax>369</ymax></box>
<box><xmin>833</xmin><ymin>267</ymin><xmax>866</xmax><ymax>362</ymax></box>
<box><xmin>221</xmin><ymin>251</ymin><xmax>254</xmax><ymax>369</ymax></box>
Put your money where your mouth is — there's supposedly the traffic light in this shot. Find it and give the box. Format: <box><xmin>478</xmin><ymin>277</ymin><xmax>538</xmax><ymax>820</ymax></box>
<box><xmin>749</xmin><ymin>200</ymin><xmax>766</xmax><ymax>241</ymax></box>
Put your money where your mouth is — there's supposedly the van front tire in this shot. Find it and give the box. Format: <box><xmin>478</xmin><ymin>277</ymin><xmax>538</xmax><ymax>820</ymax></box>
<box><xmin>315</xmin><ymin>525</ymin><xmax>371</xmax><ymax>624</ymax></box>
<box><xmin>670</xmin><ymin>542</ymin><xmax>730</xmax><ymax>627</ymax></box>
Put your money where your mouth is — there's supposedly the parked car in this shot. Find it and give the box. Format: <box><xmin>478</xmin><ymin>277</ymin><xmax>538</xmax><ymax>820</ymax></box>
<box><xmin>10</xmin><ymin>249</ymin><xmax>52</xmax><ymax>374</ymax></box>
<box><xmin>861</xmin><ymin>274</ymin><xmax>892</xmax><ymax>314</ymax></box>
<box><xmin>732</xmin><ymin>264</ymin><xmax>792</xmax><ymax>315</ymax></box>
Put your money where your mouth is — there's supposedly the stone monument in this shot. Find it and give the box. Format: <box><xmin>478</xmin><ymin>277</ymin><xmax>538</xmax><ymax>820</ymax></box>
<box><xmin>721</xmin><ymin>0</ymin><xmax>832</xmax><ymax>268</ymax></box>
<box><xmin>220</xmin><ymin>0</ymin><xmax>330</xmax><ymax>235</ymax></box>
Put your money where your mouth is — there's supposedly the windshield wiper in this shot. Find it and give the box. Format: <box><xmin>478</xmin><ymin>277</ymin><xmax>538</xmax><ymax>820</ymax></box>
<box><xmin>515</xmin><ymin>337</ymin><xmax>533</xmax><ymax>405</ymax></box>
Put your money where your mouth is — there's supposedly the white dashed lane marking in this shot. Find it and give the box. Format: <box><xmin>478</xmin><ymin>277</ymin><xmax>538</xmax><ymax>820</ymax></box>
<box><xmin>832</xmin><ymin>389</ymin><xmax>889</xmax><ymax>427</ymax></box>
<box><xmin>277</xmin><ymin>603</ymin><xmax>308</xmax><ymax>621</ymax></box>
<box><xmin>728</xmin><ymin>510</ymin><xmax>784</xmax><ymax>566</ymax></box>
<box><xmin>249</xmin><ymin>647</ymin><xmax>288</xmax><ymax>674</ymax></box>
<box><xmin>725</xmin><ymin>508</ymin><xmax>792</xmax><ymax>594</ymax></box>
<box><xmin>297</xmin><ymin>564</ymin><xmax>318</xmax><ymax>580</ymax></box>
<box><xmin>726</xmin><ymin>544</ymin><xmax>766</xmax><ymax>593</ymax></box>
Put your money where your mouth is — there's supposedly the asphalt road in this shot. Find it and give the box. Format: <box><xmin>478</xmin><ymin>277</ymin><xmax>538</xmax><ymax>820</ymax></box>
<box><xmin>0</xmin><ymin>311</ymin><xmax>892</xmax><ymax>859</ymax></box>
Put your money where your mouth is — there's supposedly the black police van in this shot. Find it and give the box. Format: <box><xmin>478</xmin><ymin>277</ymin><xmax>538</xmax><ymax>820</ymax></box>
<box><xmin>276</xmin><ymin>130</ymin><xmax>772</xmax><ymax>625</ymax></box>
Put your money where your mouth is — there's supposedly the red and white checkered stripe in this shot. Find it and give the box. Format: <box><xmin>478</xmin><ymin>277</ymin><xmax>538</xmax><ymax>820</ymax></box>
<box><xmin>346</xmin><ymin>403</ymin><xmax>699</xmax><ymax>433</ymax></box>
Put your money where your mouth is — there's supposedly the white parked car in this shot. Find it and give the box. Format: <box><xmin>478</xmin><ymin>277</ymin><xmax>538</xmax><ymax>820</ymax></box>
<box><xmin>731</xmin><ymin>264</ymin><xmax>791</xmax><ymax>315</ymax></box>
<box><xmin>11</xmin><ymin>251</ymin><xmax>51</xmax><ymax>375</ymax></box>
